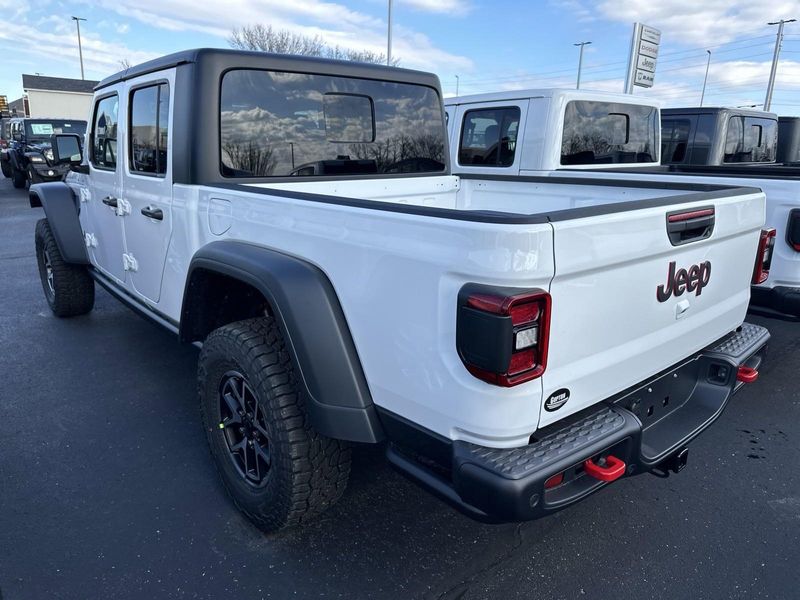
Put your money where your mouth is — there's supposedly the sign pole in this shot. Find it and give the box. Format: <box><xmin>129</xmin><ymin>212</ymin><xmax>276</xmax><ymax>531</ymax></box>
<box><xmin>624</xmin><ymin>23</ymin><xmax>639</xmax><ymax>94</ymax></box>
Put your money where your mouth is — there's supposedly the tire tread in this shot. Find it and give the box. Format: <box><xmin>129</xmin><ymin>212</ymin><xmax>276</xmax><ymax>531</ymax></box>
<box><xmin>198</xmin><ymin>317</ymin><xmax>351</xmax><ymax>532</ymax></box>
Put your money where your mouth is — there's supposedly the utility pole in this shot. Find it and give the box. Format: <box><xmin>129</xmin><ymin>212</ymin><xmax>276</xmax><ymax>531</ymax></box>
<box><xmin>71</xmin><ymin>16</ymin><xmax>86</xmax><ymax>80</ymax></box>
<box><xmin>455</xmin><ymin>75</ymin><xmax>459</xmax><ymax>96</ymax></box>
<box><xmin>700</xmin><ymin>50</ymin><xmax>711</xmax><ymax>106</ymax></box>
<box><xmin>574</xmin><ymin>41</ymin><xmax>591</xmax><ymax>89</ymax></box>
<box><xmin>386</xmin><ymin>0</ymin><xmax>393</xmax><ymax>66</ymax></box>
<box><xmin>765</xmin><ymin>18</ymin><xmax>796</xmax><ymax>111</ymax></box>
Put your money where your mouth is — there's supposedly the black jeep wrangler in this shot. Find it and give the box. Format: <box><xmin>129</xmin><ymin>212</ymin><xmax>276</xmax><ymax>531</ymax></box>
<box><xmin>1</xmin><ymin>118</ymin><xmax>86</xmax><ymax>188</ymax></box>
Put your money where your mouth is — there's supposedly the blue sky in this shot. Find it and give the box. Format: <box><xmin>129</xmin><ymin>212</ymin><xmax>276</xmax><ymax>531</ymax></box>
<box><xmin>2</xmin><ymin>0</ymin><xmax>800</xmax><ymax>113</ymax></box>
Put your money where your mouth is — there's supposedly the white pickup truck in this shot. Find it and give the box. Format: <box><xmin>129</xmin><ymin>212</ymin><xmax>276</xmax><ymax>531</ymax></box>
<box><xmin>445</xmin><ymin>89</ymin><xmax>795</xmax><ymax>315</ymax></box>
<box><xmin>31</xmin><ymin>53</ymin><xmax>769</xmax><ymax>532</ymax></box>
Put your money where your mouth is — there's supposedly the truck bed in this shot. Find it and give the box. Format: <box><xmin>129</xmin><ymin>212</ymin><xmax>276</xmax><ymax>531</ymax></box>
<box><xmin>249</xmin><ymin>174</ymin><xmax>743</xmax><ymax>220</ymax></box>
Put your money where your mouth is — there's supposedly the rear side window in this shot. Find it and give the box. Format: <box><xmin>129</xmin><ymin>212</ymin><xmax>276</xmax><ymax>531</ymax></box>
<box><xmin>129</xmin><ymin>83</ymin><xmax>170</xmax><ymax>176</ymax></box>
<box><xmin>219</xmin><ymin>69</ymin><xmax>446</xmax><ymax>177</ymax></box>
<box><xmin>561</xmin><ymin>101</ymin><xmax>658</xmax><ymax>165</ymax></box>
<box><xmin>724</xmin><ymin>116</ymin><xmax>777</xmax><ymax>163</ymax></box>
<box><xmin>91</xmin><ymin>94</ymin><xmax>119</xmax><ymax>170</ymax></box>
<box><xmin>661</xmin><ymin>118</ymin><xmax>691</xmax><ymax>164</ymax></box>
<box><xmin>458</xmin><ymin>107</ymin><xmax>520</xmax><ymax>167</ymax></box>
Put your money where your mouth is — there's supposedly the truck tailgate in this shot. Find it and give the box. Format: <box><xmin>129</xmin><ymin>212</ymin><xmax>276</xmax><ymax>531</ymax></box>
<box><xmin>539</xmin><ymin>190</ymin><xmax>765</xmax><ymax>427</ymax></box>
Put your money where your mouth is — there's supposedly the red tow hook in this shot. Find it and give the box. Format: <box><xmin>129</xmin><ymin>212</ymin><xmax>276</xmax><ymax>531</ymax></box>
<box><xmin>584</xmin><ymin>455</ymin><xmax>626</xmax><ymax>482</ymax></box>
<box><xmin>737</xmin><ymin>366</ymin><xmax>759</xmax><ymax>384</ymax></box>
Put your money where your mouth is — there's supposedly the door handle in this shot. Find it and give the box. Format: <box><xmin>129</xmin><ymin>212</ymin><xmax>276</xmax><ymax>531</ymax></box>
<box><xmin>102</xmin><ymin>196</ymin><xmax>118</xmax><ymax>207</ymax></box>
<box><xmin>141</xmin><ymin>206</ymin><xmax>164</xmax><ymax>221</ymax></box>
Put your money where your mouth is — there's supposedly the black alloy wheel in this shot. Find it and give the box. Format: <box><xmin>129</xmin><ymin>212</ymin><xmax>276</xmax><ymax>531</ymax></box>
<box><xmin>217</xmin><ymin>370</ymin><xmax>272</xmax><ymax>486</ymax></box>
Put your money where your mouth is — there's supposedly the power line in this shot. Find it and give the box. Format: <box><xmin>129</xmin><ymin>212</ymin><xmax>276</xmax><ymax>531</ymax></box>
<box><xmin>451</xmin><ymin>35</ymin><xmax>792</xmax><ymax>88</ymax></box>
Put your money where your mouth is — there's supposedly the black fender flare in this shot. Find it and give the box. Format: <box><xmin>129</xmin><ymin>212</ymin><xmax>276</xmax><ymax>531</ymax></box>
<box><xmin>29</xmin><ymin>182</ymin><xmax>89</xmax><ymax>265</ymax></box>
<box><xmin>182</xmin><ymin>241</ymin><xmax>385</xmax><ymax>444</ymax></box>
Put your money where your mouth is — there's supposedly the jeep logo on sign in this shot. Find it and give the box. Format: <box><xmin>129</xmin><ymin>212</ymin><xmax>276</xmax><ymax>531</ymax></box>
<box><xmin>544</xmin><ymin>388</ymin><xmax>570</xmax><ymax>412</ymax></box>
<box><xmin>656</xmin><ymin>260</ymin><xmax>711</xmax><ymax>303</ymax></box>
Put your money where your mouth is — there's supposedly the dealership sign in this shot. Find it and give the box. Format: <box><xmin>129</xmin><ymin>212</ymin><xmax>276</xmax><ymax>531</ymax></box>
<box><xmin>625</xmin><ymin>23</ymin><xmax>661</xmax><ymax>92</ymax></box>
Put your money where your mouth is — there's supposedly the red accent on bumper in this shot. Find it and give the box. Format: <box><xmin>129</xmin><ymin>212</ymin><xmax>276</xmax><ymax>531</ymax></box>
<box><xmin>737</xmin><ymin>366</ymin><xmax>759</xmax><ymax>384</ymax></box>
<box><xmin>584</xmin><ymin>455</ymin><xmax>626</xmax><ymax>482</ymax></box>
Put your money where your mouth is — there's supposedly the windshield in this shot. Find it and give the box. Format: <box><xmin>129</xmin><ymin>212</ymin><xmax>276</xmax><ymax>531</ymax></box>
<box><xmin>24</xmin><ymin>120</ymin><xmax>87</xmax><ymax>142</ymax></box>
<box><xmin>561</xmin><ymin>101</ymin><xmax>658</xmax><ymax>165</ymax></box>
<box><xmin>219</xmin><ymin>69</ymin><xmax>446</xmax><ymax>178</ymax></box>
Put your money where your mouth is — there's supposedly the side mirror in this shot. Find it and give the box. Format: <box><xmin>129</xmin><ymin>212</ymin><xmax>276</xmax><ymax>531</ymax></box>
<box><xmin>50</xmin><ymin>133</ymin><xmax>83</xmax><ymax>166</ymax></box>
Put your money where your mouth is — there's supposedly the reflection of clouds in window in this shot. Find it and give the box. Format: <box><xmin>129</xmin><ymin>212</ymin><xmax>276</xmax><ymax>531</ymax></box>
<box><xmin>561</xmin><ymin>101</ymin><xmax>657</xmax><ymax>165</ymax></box>
<box><xmin>724</xmin><ymin>117</ymin><xmax>777</xmax><ymax>163</ymax></box>
<box><xmin>220</xmin><ymin>69</ymin><xmax>445</xmax><ymax>176</ymax></box>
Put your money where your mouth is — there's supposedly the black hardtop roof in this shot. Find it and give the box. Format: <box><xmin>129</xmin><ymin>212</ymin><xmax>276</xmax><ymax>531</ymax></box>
<box><xmin>662</xmin><ymin>106</ymin><xmax>778</xmax><ymax>120</ymax></box>
<box><xmin>96</xmin><ymin>47</ymin><xmax>441</xmax><ymax>91</ymax></box>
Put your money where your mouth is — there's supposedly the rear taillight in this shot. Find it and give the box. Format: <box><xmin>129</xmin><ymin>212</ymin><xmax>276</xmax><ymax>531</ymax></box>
<box><xmin>752</xmin><ymin>228</ymin><xmax>777</xmax><ymax>285</ymax></box>
<box><xmin>787</xmin><ymin>209</ymin><xmax>800</xmax><ymax>252</ymax></box>
<box><xmin>456</xmin><ymin>285</ymin><xmax>551</xmax><ymax>387</ymax></box>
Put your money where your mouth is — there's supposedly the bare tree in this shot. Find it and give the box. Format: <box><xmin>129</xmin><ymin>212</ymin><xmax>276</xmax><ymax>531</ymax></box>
<box><xmin>229</xmin><ymin>24</ymin><xmax>399</xmax><ymax>66</ymax></box>
<box><xmin>222</xmin><ymin>141</ymin><xmax>277</xmax><ymax>176</ymax></box>
<box><xmin>118</xmin><ymin>58</ymin><xmax>132</xmax><ymax>70</ymax></box>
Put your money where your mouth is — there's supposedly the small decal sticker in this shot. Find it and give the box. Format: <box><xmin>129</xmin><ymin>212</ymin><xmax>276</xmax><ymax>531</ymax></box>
<box><xmin>545</xmin><ymin>388</ymin><xmax>570</xmax><ymax>412</ymax></box>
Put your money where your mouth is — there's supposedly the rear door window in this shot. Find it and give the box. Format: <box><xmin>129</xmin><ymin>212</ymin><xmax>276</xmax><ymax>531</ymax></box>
<box><xmin>458</xmin><ymin>107</ymin><xmax>520</xmax><ymax>167</ymax></box>
<box><xmin>129</xmin><ymin>83</ymin><xmax>170</xmax><ymax>176</ymax></box>
<box><xmin>561</xmin><ymin>101</ymin><xmax>658</xmax><ymax>165</ymax></box>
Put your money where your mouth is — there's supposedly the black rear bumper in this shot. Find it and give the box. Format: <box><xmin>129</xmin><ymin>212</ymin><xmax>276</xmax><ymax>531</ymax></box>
<box><xmin>386</xmin><ymin>322</ymin><xmax>770</xmax><ymax>523</ymax></box>
<box><xmin>751</xmin><ymin>285</ymin><xmax>800</xmax><ymax>317</ymax></box>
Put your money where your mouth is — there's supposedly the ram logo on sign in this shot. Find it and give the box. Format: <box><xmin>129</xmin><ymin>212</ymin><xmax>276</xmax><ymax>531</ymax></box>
<box><xmin>625</xmin><ymin>23</ymin><xmax>661</xmax><ymax>91</ymax></box>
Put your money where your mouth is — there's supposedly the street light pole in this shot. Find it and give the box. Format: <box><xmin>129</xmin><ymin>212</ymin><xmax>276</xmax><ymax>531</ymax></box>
<box><xmin>386</xmin><ymin>0</ymin><xmax>393</xmax><ymax>66</ymax></box>
<box><xmin>573</xmin><ymin>41</ymin><xmax>591</xmax><ymax>89</ymax></box>
<box><xmin>765</xmin><ymin>18</ymin><xmax>796</xmax><ymax>111</ymax></box>
<box><xmin>455</xmin><ymin>75</ymin><xmax>459</xmax><ymax>96</ymax></box>
<box><xmin>700</xmin><ymin>50</ymin><xmax>711</xmax><ymax>106</ymax></box>
<box><xmin>71</xmin><ymin>16</ymin><xmax>86</xmax><ymax>80</ymax></box>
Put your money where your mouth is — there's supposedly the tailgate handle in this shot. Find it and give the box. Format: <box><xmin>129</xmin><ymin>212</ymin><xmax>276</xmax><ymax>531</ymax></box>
<box><xmin>666</xmin><ymin>207</ymin><xmax>715</xmax><ymax>246</ymax></box>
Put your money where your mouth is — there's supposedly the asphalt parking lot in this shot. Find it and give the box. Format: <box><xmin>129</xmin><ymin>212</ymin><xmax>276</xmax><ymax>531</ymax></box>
<box><xmin>0</xmin><ymin>174</ymin><xmax>798</xmax><ymax>600</ymax></box>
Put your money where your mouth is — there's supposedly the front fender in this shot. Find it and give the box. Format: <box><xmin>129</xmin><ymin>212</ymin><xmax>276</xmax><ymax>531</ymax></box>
<box><xmin>29</xmin><ymin>182</ymin><xmax>89</xmax><ymax>265</ymax></box>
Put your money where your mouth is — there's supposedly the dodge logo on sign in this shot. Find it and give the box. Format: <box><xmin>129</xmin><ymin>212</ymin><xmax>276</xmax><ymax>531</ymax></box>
<box><xmin>657</xmin><ymin>261</ymin><xmax>711</xmax><ymax>302</ymax></box>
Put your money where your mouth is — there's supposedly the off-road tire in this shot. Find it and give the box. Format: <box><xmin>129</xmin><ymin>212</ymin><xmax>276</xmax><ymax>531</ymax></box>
<box><xmin>0</xmin><ymin>160</ymin><xmax>11</xmax><ymax>178</ymax></box>
<box><xmin>199</xmin><ymin>317</ymin><xmax>351</xmax><ymax>533</ymax></box>
<box><xmin>11</xmin><ymin>167</ymin><xmax>26</xmax><ymax>188</ymax></box>
<box><xmin>34</xmin><ymin>219</ymin><xmax>95</xmax><ymax>317</ymax></box>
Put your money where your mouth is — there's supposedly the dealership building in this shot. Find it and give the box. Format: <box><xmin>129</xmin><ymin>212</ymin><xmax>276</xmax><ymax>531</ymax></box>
<box><xmin>18</xmin><ymin>74</ymin><xmax>98</xmax><ymax>120</ymax></box>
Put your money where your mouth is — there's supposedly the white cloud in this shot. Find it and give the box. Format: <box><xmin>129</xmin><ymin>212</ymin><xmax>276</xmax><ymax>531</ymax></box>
<box><xmin>399</xmin><ymin>0</ymin><xmax>467</xmax><ymax>14</ymax></box>
<box><xmin>572</xmin><ymin>0</ymin><xmax>800</xmax><ymax>46</ymax></box>
<box><xmin>80</xmin><ymin>0</ymin><xmax>472</xmax><ymax>72</ymax></box>
<box><xmin>0</xmin><ymin>21</ymin><xmax>159</xmax><ymax>79</ymax></box>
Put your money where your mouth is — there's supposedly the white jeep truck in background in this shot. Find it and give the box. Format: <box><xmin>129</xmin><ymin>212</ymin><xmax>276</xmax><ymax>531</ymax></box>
<box><xmin>445</xmin><ymin>89</ymin><xmax>796</xmax><ymax>316</ymax></box>
<box><xmin>31</xmin><ymin>52</ymin><xmax>769</xmax><ymax>532</ymax></box>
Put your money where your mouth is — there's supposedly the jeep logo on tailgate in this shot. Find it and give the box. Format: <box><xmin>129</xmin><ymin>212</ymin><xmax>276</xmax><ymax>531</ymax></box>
<box><xmin>657</xmin><ymin>260</ymin><xmax>711</xmax><ymax>302</ymax></box>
